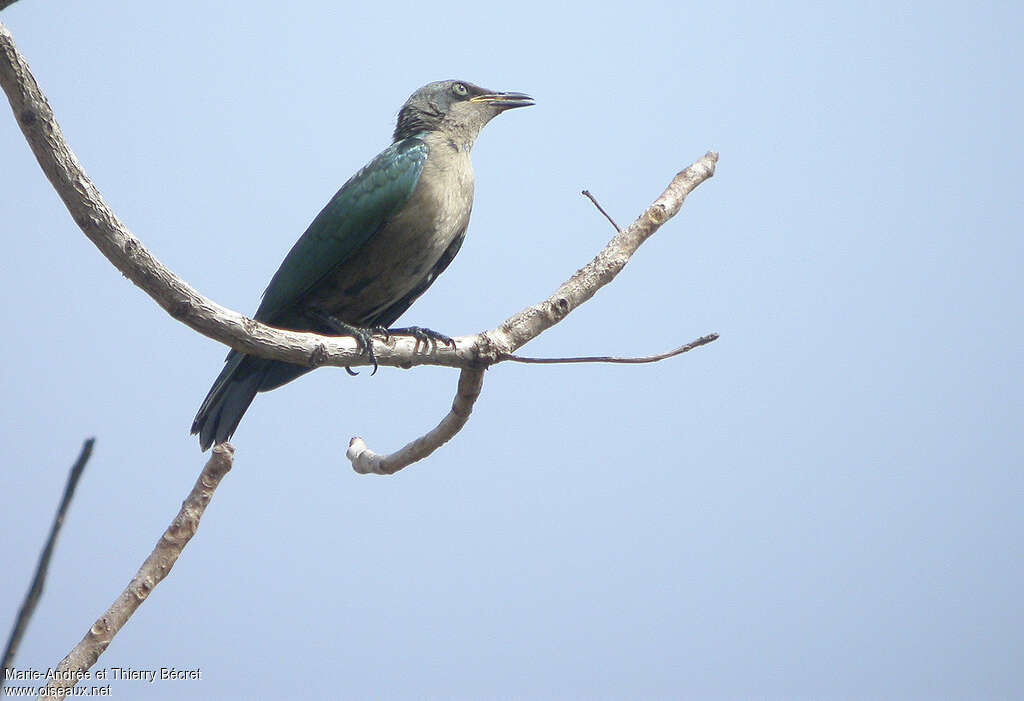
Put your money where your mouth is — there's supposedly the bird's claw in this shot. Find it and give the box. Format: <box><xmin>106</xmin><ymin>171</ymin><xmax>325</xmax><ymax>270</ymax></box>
<box><xmin>351</xmin><ymin>326</ymin><xmax>379</xmax><ymax>376</ymax></box>
<box><xmin>389</xmin><ymin>326</ymin><xmax>456</xmax><ymax>353</ymax></box>
<box><xmin>310</xmin><ymin>311</ymin><xmax>380</xmax><ymax>376</ymax></box>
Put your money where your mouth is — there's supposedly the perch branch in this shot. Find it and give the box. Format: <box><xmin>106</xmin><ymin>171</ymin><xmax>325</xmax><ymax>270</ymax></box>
<box><xmin>1</xmin><ymin>19</ymin><xmax>718</xmax><ymax>474</ymax></box>
<box><xmin>0</xmin><ymin>22</ymin><xmax>716</xmax><ymax>375</ymax></box>
<box><xmin>1</xmin><ymin>439</ymin><xmax>93</xmax><ymax>692</ymax></box>
<box><xmin>37</xmin><ymin>445</ymin><xmax>233</xmax><ymax>700</ymax></box>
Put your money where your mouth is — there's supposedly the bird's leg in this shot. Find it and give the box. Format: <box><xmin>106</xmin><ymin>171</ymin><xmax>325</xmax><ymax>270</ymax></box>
<box><xmin>387</xmin><ymin>326</ymin><xmax>456</xmax><ymax>354</ymax></box>
<box><xmin>307</xmin><ymin>311</ymin><xmax>384</xmax><ymax>376</ymax></box>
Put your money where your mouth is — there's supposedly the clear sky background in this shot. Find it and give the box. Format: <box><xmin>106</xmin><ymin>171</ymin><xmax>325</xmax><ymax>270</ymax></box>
<box><xmin>2</xmin><ymin>1</ymin><xmax>1021</xmax><ymax>699</ymax></box>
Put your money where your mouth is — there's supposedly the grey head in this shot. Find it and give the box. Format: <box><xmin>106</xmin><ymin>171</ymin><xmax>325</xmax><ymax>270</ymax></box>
<box><xmin>393</xmin><ymin>79</ymin><xmax>534</xmax><ymax>146</ymax></box>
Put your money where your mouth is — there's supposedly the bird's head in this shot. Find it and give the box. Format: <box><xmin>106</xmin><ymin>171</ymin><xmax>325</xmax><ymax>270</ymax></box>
<box><xmin>393</xmin><ymin>79</ymin><xmax>534</xmax><ymax>145</ymax></box>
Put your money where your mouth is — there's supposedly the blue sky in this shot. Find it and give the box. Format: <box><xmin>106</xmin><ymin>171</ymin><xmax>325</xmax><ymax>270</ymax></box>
<box><xmin>2</xmin><ymin>1</ymin><xmax>1021</xmax><ymax>699</ymax></box>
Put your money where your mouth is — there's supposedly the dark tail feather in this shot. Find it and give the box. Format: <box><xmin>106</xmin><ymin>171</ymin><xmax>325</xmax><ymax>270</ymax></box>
<box><xmin>191</xmin><ymin>351</ymin><xmax>266</xmax><ymax>451</ymax></box>
<box><xmin>192</xmin><ymin>351</ymin><xmax>313</xmax><ymax>450</ymax></box>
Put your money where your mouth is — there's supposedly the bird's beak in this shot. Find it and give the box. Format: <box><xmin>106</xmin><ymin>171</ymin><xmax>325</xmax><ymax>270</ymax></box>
<box><xmin>469</xmin><ymin>91</ymin><xmax>535</xmax><ymax>110</ymax></box>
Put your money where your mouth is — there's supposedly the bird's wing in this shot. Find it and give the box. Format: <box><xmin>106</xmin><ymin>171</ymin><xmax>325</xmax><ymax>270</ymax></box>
<box><xmin>254</xmin><ymin>137</ymin><xmax>428</xmax><ymax>322</ymax></box>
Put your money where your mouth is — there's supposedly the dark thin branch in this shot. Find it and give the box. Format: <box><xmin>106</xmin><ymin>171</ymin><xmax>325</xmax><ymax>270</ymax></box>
<box><xmin>1</xmin><ymin>438</ymin><xmax>93</xmax><ymax>690</ymax></box>
<box><xmin>498</xmin><ymin>333</ymin><xmax>719</xmax><ymax>365</ymax></box>
<box><xmin>38</xmin><ymin>445</ymin><xmax>234</xmax><ymax>700</ymax></box>
<box><xmin>582</xmin><ymin>189</ymin><xmax>621</xmax><ymax>231</ymax></box>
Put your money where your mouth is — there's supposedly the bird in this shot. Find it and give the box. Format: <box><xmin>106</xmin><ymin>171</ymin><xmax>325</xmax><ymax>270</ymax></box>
<box><xmin>191</xmin><ymin>80</ymin><xmax>534</xmax><ymax>450</ymax></box>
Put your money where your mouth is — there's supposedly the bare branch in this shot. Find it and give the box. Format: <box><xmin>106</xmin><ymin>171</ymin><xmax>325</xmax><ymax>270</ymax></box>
<box><xmin>37</xmin><ymin>445</ymin><xmax>234</xmax><ymax>700</ymax></box>
<box><xmin>347</xmin><ymin>368</ymin><xmax>485</xmax><ymax>474</ymax></box>
<box><xmin>582</xmin><ymin>189</ymin><xmax>621</xmax><ymax>232</ymax></box>
<box><xmin>498</xmin><ymin>333</ymin><xmax>719</xmax><ymax>365</ymax></box>
<box><xmin>488</xmin><ymin>152</ymin><xmax>717</xmax><ymax>358</ymax></box>
<box><xmin>1</xmin><ymin>439</ymin><xmax>93</xmax><ymax>692</ymax></box>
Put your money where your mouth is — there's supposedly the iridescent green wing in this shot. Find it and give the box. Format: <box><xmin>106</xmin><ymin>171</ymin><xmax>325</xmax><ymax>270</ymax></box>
<box><xmin>255</xmin><ymin>137</ymin><xmax>427</xmax><ymax>322</ymax></box>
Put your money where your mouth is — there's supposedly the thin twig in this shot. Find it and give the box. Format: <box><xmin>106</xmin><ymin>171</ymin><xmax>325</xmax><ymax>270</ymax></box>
<box><xmin>348</xmin><ymin>368</ymin><xmax>485</xmax><ymax>474</ymax></box>
<box><xmin>582</xmin><ymin>189</ymin><xmax>621</xmax><ymax>231</ymax></box>
<box><xmin>1</xmin><ymin>438</ymin><xmax>93</xmax><ymax>691</ymax></box>
<box><xmin>37</xmin><ymin>445</ymin><xmax>234</xmax><ymax>700</ymax></box>
<box><xmin>498</xmin><ymin>333</ymin><xmax>719</xmax><ymax>364</ymax></box>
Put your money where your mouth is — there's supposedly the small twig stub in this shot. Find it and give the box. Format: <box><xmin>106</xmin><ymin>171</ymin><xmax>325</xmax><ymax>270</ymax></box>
<box><xmin>582</xmin><ymin>189</ymin><xmax>621</xmax><ymax>232</ymax></box>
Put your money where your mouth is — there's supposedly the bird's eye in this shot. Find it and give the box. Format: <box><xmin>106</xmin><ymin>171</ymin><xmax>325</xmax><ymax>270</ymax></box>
<box><xmin>452</xmin><ymin>82</ymin><xmax>468</xmax><ymax>97</ymax></box>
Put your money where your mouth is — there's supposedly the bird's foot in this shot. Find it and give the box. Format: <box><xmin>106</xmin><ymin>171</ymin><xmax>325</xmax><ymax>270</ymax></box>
<box><xmin>309</xmin><ymin>312</ymin><xmax>383</xmax><ymax>375</ymax></box>
<box><xmin>388</xmin><ymin>326</ymin><xmax>456</xmax><ymax>354</ymax></box>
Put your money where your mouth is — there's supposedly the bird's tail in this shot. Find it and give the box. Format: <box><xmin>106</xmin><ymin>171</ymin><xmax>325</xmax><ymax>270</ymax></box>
<box><xmin>191</xmin><ymin>351</ymin><xmax>266</xmax><ymax>451</ymax></box>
